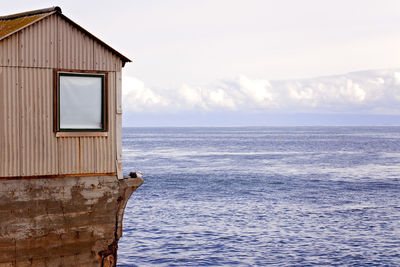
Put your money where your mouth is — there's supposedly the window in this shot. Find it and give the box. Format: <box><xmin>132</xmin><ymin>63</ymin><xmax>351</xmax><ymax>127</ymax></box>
<box><xmin>54</xmin><ymin>70</ymin><xmax>107</xmax><ymax>133</ymax></box>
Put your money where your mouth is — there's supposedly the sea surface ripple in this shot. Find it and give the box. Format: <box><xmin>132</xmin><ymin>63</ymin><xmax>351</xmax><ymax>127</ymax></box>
<box><xmin>118</xmin><ymin>127</ymin><xmax>400</xmax><ymax>266</ymax></box>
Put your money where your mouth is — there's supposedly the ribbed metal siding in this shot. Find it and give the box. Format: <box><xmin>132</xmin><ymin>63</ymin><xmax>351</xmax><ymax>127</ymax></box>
<box><xmin>57</xmin><ymin>73</ymin><xmax>117</xmax><ymax>175</ymax></box>
<box><xmin>94</xmin><ymin>42</ymin><xmax>121</xmax><ymax>72</ymax></box>
<box><xmin>19</xmin><ymin>15</ymin><xmax>57</xmax><ymax>68</ymax></box>
<box><xmin>20</xmin><ymin>68</ymin><xmax>58</xmax><ymax>175</ymax></box>
<box><xmin>0</xmin><ymin>13</ymin><xmax>123</xmax><ymax>177</ymax></box>
<box><xmin>80</xmin><ymin>137</ymin><xmax>96</xmax><ymax>173</ymax></box>
<box><xmin>58</xmin><ymin>137</ymin><xmax>80</xmax><ymax>174</ymax></box>
<box><xmin>90</xmin><ymin>73</ymin><xmax>116</xmax><ymax>173</ymax></box>
<box><xmin>108</xmin><ymin>72</ymin><xmax>116</xmax><ymax>173</ymax></box>
<box><xmin>0</xmin><ymin>34</ymin><xmax>18</xmax><ymax>67</ymax></box>
<box><xmin>0</xmin><ymin>67</ymin><xmax>20</xmax><ymax>176</ymax></box>
<box><xmin>57</xmin><ymin>16</ymin><xmax>94</xmax><ymax>70</ymax></box>
<box><xmin>94</xmin><ymin>137</ymin><xmax>109</xmax><ymax>173</ymax></box>
<box><xmin>61</xmin><ymin>74</ymin><xmax>116</xmax><ymax>174</ymax></box>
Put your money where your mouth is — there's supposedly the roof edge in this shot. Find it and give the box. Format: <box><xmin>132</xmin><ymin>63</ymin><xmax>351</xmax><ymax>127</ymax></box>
<box><xmin>0</xmin><ymin>11</ymin><xmax>56</xmax><ymax>43</ymax></box>
<box><xmin>58</xmin><ymin>13</ymin><xmax>132</xmax><ymax>64</ymax></box>
<box><xmin>0</xmin><ymin>6</ymin><xmax>61</xmax><ymax>20</ymax></box>
<box><xmin>0</xmin><ymin>6</ymin><xmax>132</xmax><ymax>66</ymax></box>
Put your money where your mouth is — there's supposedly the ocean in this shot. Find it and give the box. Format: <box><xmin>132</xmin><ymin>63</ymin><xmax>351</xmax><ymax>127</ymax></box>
<box><xmin>117</xmin><ymin>127</ymin><xmax>400</xmax><ymax>266</ymax></box>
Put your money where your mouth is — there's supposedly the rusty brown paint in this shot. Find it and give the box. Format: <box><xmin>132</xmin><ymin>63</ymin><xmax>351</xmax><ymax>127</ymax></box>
<box><xmin>102</xmin><ymin>255</ymin><xmax>115</xmax><ymax>267</ymax></box>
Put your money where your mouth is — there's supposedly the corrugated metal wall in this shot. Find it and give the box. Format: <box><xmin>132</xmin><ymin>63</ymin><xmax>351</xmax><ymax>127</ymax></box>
<box><xmin>0</xmin><ymin>34</ymin><xmax>18</xmax><ymax>67</ymax></box>
<box><xmin>58</xmin><ymin>16</ymin><xmax>94</xmax><ymax>70</ymax></box>
<box><xmin>20</xmin><ymin>68</ymin><xmax>58</xmax><ymax>176</ymax></box>
<box><xmin>79</xmin><ymin>73</ymin><xmax>116</xmax><ymax>174</ymax></box>
<box><xmin>0</xmin><ymin>67</ymin><xmax>20</xmax><ymax>177</ymax></box>
<box><xmin>0</xmin><ymin>13</ymin><xmax>122</xmax><ymax>177</ymax></box>
<box><xmin>19</xmin><ymin>15</ymin><xmax>58</xmax><ymax>68</ymax></box>
<box><xmin>94</xmin><ymin>42</ymin><xmax>122</xmax><ymax>72</ymax></box>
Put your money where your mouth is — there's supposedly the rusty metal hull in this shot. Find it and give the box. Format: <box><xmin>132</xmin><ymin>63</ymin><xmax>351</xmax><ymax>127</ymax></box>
<box><xmin>0</xmin><ymin>175</ymin><xmax>142</xmax><ymax>266</ymax></box>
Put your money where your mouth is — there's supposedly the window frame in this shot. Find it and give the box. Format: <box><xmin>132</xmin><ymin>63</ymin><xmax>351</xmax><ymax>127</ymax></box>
<box><xmin>54</xmin><ymin>69</ymin><xmax>108</xmax><ymax>133</ymax></box>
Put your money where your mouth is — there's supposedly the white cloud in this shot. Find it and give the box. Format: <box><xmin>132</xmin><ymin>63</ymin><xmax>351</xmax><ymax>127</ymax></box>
<box><xmin>238</xmin><ymin>75</ymin><xmax>273</xmax><ymax>103</ymax></box>
<box><xmin>207</xmin><ymin>88</ymin><xmax>236</xmax><ymax>110</ymax></box>
<box><xmin>178</xmin><ymin>84</ymin><xmax>202</xmax><ymax>106</ymax></box>
<box><xmin>122</xmin><ymin>69</ymin><xmax>400</xmax><ymax>114</ymax></box>
<box><xmin>122</xmin><ymin>76</ymin><xmax>169</xmax><ymax>112</ymax></box>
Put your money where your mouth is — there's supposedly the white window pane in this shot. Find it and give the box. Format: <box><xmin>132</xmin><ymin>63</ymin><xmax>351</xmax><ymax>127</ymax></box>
<box><xmin>60</xmin><ymin>75</ymin><xmax>103</xmax><ymax>129</ymax></box>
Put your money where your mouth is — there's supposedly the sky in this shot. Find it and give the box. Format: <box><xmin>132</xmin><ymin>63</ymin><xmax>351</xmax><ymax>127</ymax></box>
<box><xmin>3</xmin><ymin>0</ymin><xmax>400</xmax><ymax>126</ymax></box>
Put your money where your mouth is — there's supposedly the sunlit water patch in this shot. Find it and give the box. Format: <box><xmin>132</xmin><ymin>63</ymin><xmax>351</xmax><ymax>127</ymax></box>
<box><xmin>118</xmin><ymin>127</ymin><xmax>400</xmax><ymax>266</ymax></box>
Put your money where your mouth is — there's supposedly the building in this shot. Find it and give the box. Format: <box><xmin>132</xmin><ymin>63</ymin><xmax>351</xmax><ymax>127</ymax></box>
<box><xmin>0</xmin><ymin>6</ymin><xmax>142</xmax><ymax>266</ymax></box>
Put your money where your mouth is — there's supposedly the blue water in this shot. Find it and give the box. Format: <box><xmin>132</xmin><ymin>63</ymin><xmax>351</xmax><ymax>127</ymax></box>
<box><xmin>118</xmin><ymin>127</ymin><xmax>400</xmax><ymax>266</ymax></box>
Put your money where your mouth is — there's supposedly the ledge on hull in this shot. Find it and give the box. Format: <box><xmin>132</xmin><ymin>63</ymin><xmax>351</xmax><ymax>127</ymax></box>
<box><xmin>0</xmin><ymin>174</ymin><xmax>143</xmax><ymax>267</ymax></box>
